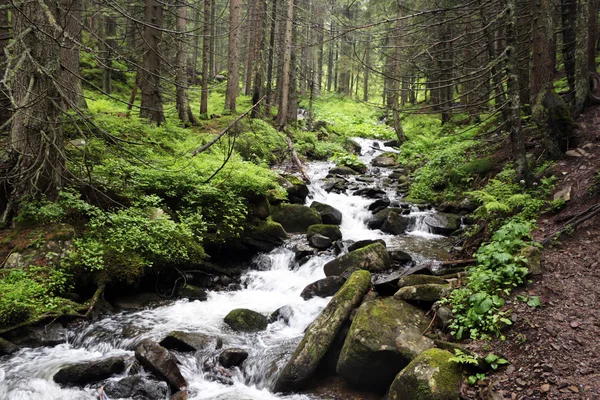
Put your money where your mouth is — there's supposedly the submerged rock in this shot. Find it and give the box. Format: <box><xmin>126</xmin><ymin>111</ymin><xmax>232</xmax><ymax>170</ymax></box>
<box><xmin>389</xmin><ymin>249</ymin><xmax>413</xmax><ymax>264</ymax></box>
<box><xmin>159</xmin><ymin>331</ymin><xmax>212</xmax><ymax>352</ymax></box>
<box><xmin>323</xmin><ymin>242</ymin><xmax>391</xmax><ymax>277</ymax></box>
<box><xmin>179</xmin><ymin>285</ymin><xmax>208</xmax><ymax>301</ymax></box>
<box><xmin>135</xmin><ymin>339</ymin><xmax>187</xmax><ymax>391</ymax></box>
<box><xmin>336</xmin><ymin>297</ymin><xmax>429</xmax><ymax>391</ymax></box>
<box><xmin>223</xmin><ymin>308</ymin><xmax>268</xmax><ymax>332</ymax></box>
<box><xmin>271</xmin><ymin>204</ymin><xmax>322</xmax><ymax>233</ymax></box>
<box><xmin>53</xmin><ymin>356</ymin><xmax>126</xmax><ymax>386</ymax></box>
<box><xmin>0</xmin><ymin>337</ymin><xmax>19</xmax><ymax>355</ymax></box>
<box><xmin>5</xmin><ymin>323</ymin><xmax>67</xmax><ymax>348</ymax></box>
<box><xmin>300</xmin><ymin>276</ymin><xmax>346</xmax><ymax>300</ymax></box>
<box><xmin>218</xmin><ymin>348</ymin><xmax>249</xmax><ymax>368</ymax></box>
<box><xmin>269</xmin><ymin>305</ymin><xmax>295</xmax><ymax>324</ymax></box>
<box><xmin>104</xmin><ymin>375</ymin><xmax>169</xmax><ymax>400</ymax></box>
<box><xmin>273</xmin><ymin>270</ymin><xmax>372</xmax><ymax>392</ymax></box>
<box><xmin>329</xmin><ymin>166</ymin><xmax>359</xmax><ymax>175</ymax></box>
<box><xmin>310</xmin><ymin>201</ymin><xmax>343</xmax><ymax>225</ymax></box>
<box><xmin>386</xmin><ymin>348</ymin><xmax>462</xmax><ymax>400</ymax></box>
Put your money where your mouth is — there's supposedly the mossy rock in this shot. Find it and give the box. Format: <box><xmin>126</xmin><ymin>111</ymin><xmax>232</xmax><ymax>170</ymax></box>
<box><xmin>521</xmin><ymin>245</ymin><xmax>542</xmax><ymax>276</ymax></box>
<box><xmin>242</xmin><ymin>219</ymin><xmax>288</xmax><ymax>253</ymax></box>
<box><xmin>271</xmin><ymin>204</ymin><xmax>322</xmax><ymax>233</ymax></box>
<box><xmin>372</xmin><ymin>152</ymin><xmax>399</xmax><ymax>168</ymax></box>
<box><xmin>387</xmin><ymin>348</ymin><xmax>462</xmax><ymax>400</ymax></box>
<box><xmin>394</xmin><ymin>284</ymin><xmax>451</xmax><ymax>302</ymax></box>
<box><xmin>423</xmin><ymin>213</ymin><xmax>461</xmax><ymax>236</ymax></box>
<box><xmin>223</xmin><ymin>308</ymin><xmax>268</xmax><ymax>332</ymax></box>
<box><xmin>281</xmin><ymin>175</ymin><xmax>309</xmax><ymax>203</ymax></box>
<box><xmin>310</xmin><ymin>201</ymin><xmax>343</xmax><ymax>225</ymax></box>
<box><xmin>248</xmin><ymin>195</ymin><xmax>271</xmax><ymax>220</ymax></box>
<box><xmin>273</xmin><ymin>270</ymin><xmax>372</xmax><ymax>392</ymax></box>
<box><xmin>461</xmin><ymin>157</ymin><xmax>494</xmax><ymax>176</ymax></box>
<box><xmin>307</xmin><ymin>224</ymin><xmax>342</xmax><ymax>241</ymax></box>
<box><xmin>401</xmin><ymin>196</ymin><xmax>428</xmax><ymax>206</ymax></box>
<box><xmin>323</xmin><ymin>242</ymin><xmax>391</xmax><ymax>277</ymax></box>
<box><xmin>336</xmin><ymin>297</ymin><xmax>429</xmax><ymax>391</ymax></box>
<box><xmin>397</xmin><ymin>275</ymin><xmax>447</xmax><ymax>288</ymax></box>
<box><xmin>329</xmin><ymin>166</ymin><xmax>359</xmax><ymax>175</ymax></box>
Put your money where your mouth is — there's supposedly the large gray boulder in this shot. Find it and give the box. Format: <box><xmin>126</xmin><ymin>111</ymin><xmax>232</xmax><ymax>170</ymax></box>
<box><xmin>223</xmin><ymin>308</ymin><xmax>268</xmax><ymax>332</ymax></box>
<box><xmin>397</xmin><ymin>275</ymin><xmax>446</xmax><ymax>288</ymax></box>
<box><xmin>323</xmin><ymin>242</ymin><xmax>391</xmax><ymax>277</ymax></box>
<box><xmin>273</xmin><ymin>270</ymin><xmax>372</xmax><ymax>392</ymax></box>
<box><xmin>336</xmin><ymin>297</ymin><xmax>429</xmax><ymax>391</ymax></box>
<box><xmin>0</xmin><ymin>337</ymin><xmax>19</xmax><ymax>355</ymax></box>
<box><xmin>159</xmin><ymin>331</ymin><xmax>213</xmax><ymax>352</ymax></box>
<box><xmin>386</xmin><ymin>348</ymin><xmax>462</xmax><ymax>400</ymax></box>
<box><xmin>242</xmin><ymin>219</ymin><xmax>288</xmax><ymax>253</ymax></box>
<box><xmin>372</xmin><ymin>152</ymin><xmax>399</xmax><ymax>168</ymax></box>
<box><xmin>306</xmin><ymin>224</ymin><xmax>342</xmax><ymax>241</ymax></box>
<box><xmin>310</xmin><ymin>201</ymin><xmax>343</xmax><ymax>225</ymax></box>
<box><xmin>53</xmin><ymin>356</ymin><xmax>127</xmax><ymax>386</ymax></box>
<box><xmin>271</xmin><ymin>204</ymin><xmax>322</xmax><ymax>233</ymax></box>
<box><xmin>424</xmin><ymin>213</ymin><xmax>461</xmax><ymax>236</ymax></box>
<box><xmin>135</xmin><ymin>339</ymin><xmax>187</xmax><ymax>391</ymax></box>
<box><xmin>218</xmin><ymin>348</ymin><xmax>249</xmax><ymax>368</ymax></box>
<box><xmin>104</xmin><ymin>375</ymin><xmax>169</xmax><ymax>400</ymax></box>
<box><xmin>381</xmin><ymin>212</ymin><xmax>411</xmax><ymax>235</ymax></box>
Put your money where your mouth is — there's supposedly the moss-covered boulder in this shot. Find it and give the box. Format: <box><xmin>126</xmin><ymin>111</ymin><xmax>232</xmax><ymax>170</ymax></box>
<box><xmin>329</xmin><ymin>166</ymin><xmax>359</xmax><ymax>175</ymax></box>
<box><xmin>323</xmin><ymin>242</ymin><xmax>391</xmax><ymax>277</ymax></box>
<box><xmin>273</xmin><ymin>270</ymin><xmax>372</xmax><ymax>392</ymax></box>
<box><xmin>248</xmin><ymin>195</ymin><xmax>271</xmax><ymax>220</ymax></box>
<box><xmin>271</xmin><ymin>204</ymin><xmax>322</xmax><ymax>233</ymax></box>
<box><xmin>336</xmin><ymin>297</ymin><xmax>429</xmax><ymax>391</ymax></box>
<box><xmin>372</xmin><ymin>152</ymin><xmax>399</xmax><ymax>168</ymax></box>
<box><xmin>310</xmin><ymin>201</ymin><xmax>343</xmax><ymax>225</ymax></box>
<box><xmin>397</xmin><ymin>275</ymin><xmax>447</xmax><ymax>288</ymax></box>
<box><xmin>394</xmin><ymin>284</ymin><xmax>451</xmax><ymax>302</ymax></box>
<box><xmin>223</xmin><ymin>309</ymin><xmax>268</xmax><ymax>332</ymax></box>
<box><xmin>241</xmin><ymin>219</ymin><xmax>288</xmax><ymax>253</ymax></box>
<box><xmin>381</xmin><ymin>212</ymin><xmax>411</xmax><ymax>235</ymax></box>
<box><xmin>280</xmin><ymin>175</ymin><xmax>309</xmax><ymax>204</ymax></box>
<box><xmin>348</xmin><ymin>239</ymin><xmax>386</xmax><ymax>252</ymax></box>
<box><xmin>307</xmin><ymin>224</ymin><xmax>342</xmax><ymax>241</ymax></box>
<box><xmin>521</xmin><ymin>245</ymin><xmax>542</xmax><ymax>276</ymax></box>
<box><xmin>386</xmin><ymin>348</ymin><xmax>462</xmax><ymax>400</ymax></box>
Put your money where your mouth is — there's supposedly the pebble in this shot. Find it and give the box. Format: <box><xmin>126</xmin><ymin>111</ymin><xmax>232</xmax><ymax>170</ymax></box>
<box><xmin>540</xmin><ymin>384</ymin><xmax>550</xmax><ymax>393</ymax></box>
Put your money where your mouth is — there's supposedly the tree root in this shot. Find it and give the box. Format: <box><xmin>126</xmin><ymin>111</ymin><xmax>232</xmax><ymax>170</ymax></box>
<box><xmin>541</xmin><ymin>203</ymin><xmax>600</xmax><ymax>246</ymax></box>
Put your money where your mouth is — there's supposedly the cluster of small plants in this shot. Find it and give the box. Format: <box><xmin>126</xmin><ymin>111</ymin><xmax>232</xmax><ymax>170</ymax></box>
<box><xmin>330</xmin><ymin>152</ymin><xmax>368</xmax><ymax>173</ymax></box>
<box><xmin>449</xmin><ymin>349</ymin><xmax>509</xmax><ymax>385</ymax></box>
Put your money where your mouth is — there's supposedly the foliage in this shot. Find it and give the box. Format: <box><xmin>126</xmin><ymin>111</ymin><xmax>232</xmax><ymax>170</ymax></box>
<box><xmin>15</xmin><ymin>189</ymin><xmax>98</xmax><ymax>227</ymax></box>
<box><xmin>330</xmin><ymin>152</ymin><xmax>368</xmax><ymax>173</ymax></box>
<box><xmin>448</xmin><ymin>349</ymin><xmax>479</xmax><ymax>366</ymax></box>
<box><xmin>444</xmin><ymin>220</ymin><xmax>539</xmax><ymax>340</ymax></box>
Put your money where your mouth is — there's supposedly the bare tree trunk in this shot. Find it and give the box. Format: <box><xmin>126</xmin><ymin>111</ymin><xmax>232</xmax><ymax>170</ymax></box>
<box><xmin>191</xmin><ymin>0</ymin><xmax>201</xmax><ymax>84</ymax></box>
<box><xmin>209</xmin><ymin>0</ymin><xmax>216</xmax><ymax>78</ymax></box>
<box><xmin>391</xmin><ymin>2</ymin><xmax>405</xmax><ymax>143</ymax></box>
<box><xmin>200</xmin><ymin>0</ymin><xmax>211</xmax><ymax>114</ymax></box>
<box><xmin>327</xmin><ymin>21</ymin><xmax>334</xmax><ymax>92</ymax></box>
<box><xmin>224</xmin><ymin>0</ymin><xmax>242</xmax><ymax>113</ymax></box>
<box><xmin>363</xmin><ymin>40</ymin><xmax>370</xmax><ymax>102</ymax></box>
<box><xmin>277</xmin><ymin>0</ymin><xmax>294</xmax><ymax>128</ymax></box>
<box><xmin>251</xmin><ymin>0</ymin><xmax>267</xmax><ymax>118</ymax></box>
<box><xmin>102</xmin><ymin>13</ymin><xmax>116</xmax><ymax>95</ymax></box>
<box><xmin>176</xmin><ymin>0</ymin><xmax>196</xmax><ymax>124</ymax></box>
<box><xmin>588</xmin><ymin>0</ymin><xmax>598</xmax><ymax>71</ymax></box>
<box><xmin>58</xmin><ymin>0</ymin><xmax>87</xmax><ymax>109</ymax></box>
<box><xmin>1</xmin><ymin>0</ymin><xmax>64</xmax><ymax>224</ymax></box>
<box><xmin>574</xmin><ymin>0</ymin><xmax>590</xmax><ymax>113</ymax></box>
<box><xmin>140</xmin><ymin>0</ymin><xmax>165</xmax><ymax>125</ymax></box>
<box><xmin>562</xmin><ymin>0</ymin><xmax>577</xmax><ymax>93</ymax></box>
<box><xmin>244</xmin><ymin>0</ymin><xmax>258</xmax><ymax>96</ymax></box>
<box><xmin>265</xmin><ymin>0</ymin><xmax>277</xmax><ymax>116</ymax></box>
<box><xmin>0</xmin><ymin>1</ymin><xmax>11</xmax><ymax>129</ymax></box>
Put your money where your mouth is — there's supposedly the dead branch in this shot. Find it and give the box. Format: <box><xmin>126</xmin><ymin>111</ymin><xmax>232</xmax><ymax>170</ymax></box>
<box><xmin>541</xmin><ymin>203</ymin><xmax>600</xmax><ymax>246</ymax></box>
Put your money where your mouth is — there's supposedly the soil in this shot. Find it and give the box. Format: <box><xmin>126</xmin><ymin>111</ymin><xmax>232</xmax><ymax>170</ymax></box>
<box><xmin>463</xmin><ymin>105</ymin><xmax>600</xmax><ymax>399</ymax></box>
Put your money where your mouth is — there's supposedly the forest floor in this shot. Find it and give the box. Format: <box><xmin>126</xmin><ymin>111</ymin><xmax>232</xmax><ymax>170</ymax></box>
<box><xmin>464</xmin><ymin>105</ymin><xmax>600</xmax><ymax>399</ymax></box>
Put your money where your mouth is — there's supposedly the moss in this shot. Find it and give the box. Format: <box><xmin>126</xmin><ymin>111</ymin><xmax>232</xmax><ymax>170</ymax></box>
<box><xmin>271</xmin><ymin>204</ymin><xmax>322</xmax><ymax>233</ymax></box>
<box><xmin>223</xmin><ymin>308</ymin><xmax>268</xmax><ymax>332</ymax></box>
<box><xmin>397</xmin><ymin>275</ymin><xmax>447</xmax><ymax>288</ymax></box>
<box><xmin>394</xmin><ymin>284</ymin><xmax>451</xmax><ymax>302</ymax></box>
<box><xmin>401</xmin><ymin>196</ymin><xmax>428</xmax><ymax>205</ymax></box>
<box><xmin>248</xmin><ymin>219</ymin><xmax>288</xmax><ymax>239</ymax></box>
<box><xmin>306</xmin><ymin>224</ymin><xmax>342</xmax><ymax>241</ymax></box>
<box><xmin>323</xmin><ymin>242</ymin><xmax>391</xmax><ymax>277</ymax></box>
<box><xmin>461</xmin><ymin>157</ymin><xmax>494</xmax><ymax>176</ymax></box>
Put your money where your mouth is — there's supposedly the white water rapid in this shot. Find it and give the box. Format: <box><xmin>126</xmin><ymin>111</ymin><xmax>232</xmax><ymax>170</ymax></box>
<box><xmin>0</xmin><ymin>138</ymin><xmax>451</xmax><ymax>400</ymax></box>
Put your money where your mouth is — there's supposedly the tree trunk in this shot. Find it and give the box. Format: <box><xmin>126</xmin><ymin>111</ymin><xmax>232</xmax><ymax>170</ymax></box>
<box><xmin>363</xmin><ymin>41</ymin><xmax>370</xmax><ymax>102</ymax></box>
<box><xmin>191</xmin><ymin>0</ymin><xmax>201</xmax><ymax>84</ymax></box>
<box><xmin>251</xmin><ymin>0</ymin><xmax>267</xmax><ymax>118</ymax></box>
<box><xmin>277</xmin><ymin>0</ymin><xmax>294</xmax><ymax>128</ymax></box>
<box><xmin>176</xmin><ymin>0</ymin><xmax>196</xmax><ymax>124</ymax></box>
<box><xmin>562</xmin><ymin>0</ymin><xmax>577</xmax><ymax>93</ymax></box>
<box><xmin>243</xmin><ymin>0</ymin><xmax>257</xmax><ymax>96</ymax></box>
<box><xmin>0</xmin><ymin>0</ymin><xmax>11</xmax><ymax>129</ymax></box>
<box><xmin>327</xmin><ymin>21</ymin><xmax>334</xmax><ymax>92</ymax></box>
<box><xmin>224</xmin><ymin>0</ymin><xmax>242</xmax><ymax>113</ymax></box>
<box><xmin>209</xmin><ymin>0</ymin><xmax>216</xmax><ymax>78</ymax></box>
<box><xmin>102</xmin><ymin>13</ymin><xmax>116</xmax><ymax>95</ymax></box>
<box><xmin>200</xmin><ymin>0</ymin><xmax>211</xmax><ymax>114</ymax></box>
<box><xmin>58</xmin><ymin>0</ymin><xmax>87</xmax><ymax>109</ymax></box>
<box><xmin>588</xmin><ymin>0</ymin><xmax>598</xmax><ymax>71</ymax></box>
<box><xmin>140</xmin><ymin>0</ymin><xmax>165</xmax><ymax>125</ymax></box>
<box><xmin>265</xmin><ymin>0</ymin><xmax>277</xmax><ymax>116</ymax></box>
<box><xmin>1</xmin><ymin>0</ymin><xmax>64</xmax><ymax>224</ymax></box>
<box><xmin>574</xmin><ymin>0</ymin><xmax>590</xmax><ymax>113</ymax></box>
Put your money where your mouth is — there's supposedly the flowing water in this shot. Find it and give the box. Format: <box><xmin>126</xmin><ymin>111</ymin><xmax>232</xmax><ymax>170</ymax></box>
<box><xmin>0</xmin><ymin>139</ymin><xmax>451</xmax><ymax>400</ymax></box>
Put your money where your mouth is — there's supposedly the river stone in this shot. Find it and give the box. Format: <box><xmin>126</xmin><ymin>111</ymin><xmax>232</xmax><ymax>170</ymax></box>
<box><xmin>310</xmin><ymin>201</ymin><xmax>343</xmax><ymax>225</ymax></box>
<box><xmin>336</xmin><ymin>297</ymin><xmax>429</xmax><ymax>391</ymax></box>
<box><xmin>300</xmin><ymin>276</ymin><xmax>347</xmax><ymax>299</ymax></box>
<box><xmin>321</xmin><ymin>177</ymin><xmax>347</xmax><ymax>193</ymax></box>
<box><xmin>398</xmin><ymin>275</ymin><xmax>447</xmax><ymax>288</ymax></box>
<box><xmin>159</xmin><ymin>331</ymin><xmax>212</xmax><ymax>352</ymax></box>
<box><xmin>366</xmin><ymin>208</ymin><xmax>396</xmax><ymax>230</ymax></box>
<box><xmin>218</xmin><ymin>348</ymin><xmax>249</xmax><ymax>368</ymax></box>
<box><xmin>308</xmin><ymin>233</ymin><xmax>332</xmax><ymax>250</ymax></box>
<box><xmin>242</xmin><ymin>220</ymin><xmax>288</xmax><ymax>253</ymax></box>
<box><xmin>521</xmin><ymin>245</ymin><xmax>542</xmax><ymax>276</ymax></box>
<box><xmin>307</xmin><ymin>224</ymin><xmax>342</xmax><ymax>241</ymax></box>
<box><xmin>53</xmin><ymin>356</ymin><xmax>127</xmax><ymax>386</ymax></box>
<box><xmin>368</xmin><ymin>198</ymin><xmax>391</xmax><ymax>211</ymax></box>
<box><xmin>269</xmin><ymin>305</ymin><xmax>295</xmax><ymax>324</ymax></box>
<box><xmin>386</xmin><ymin>348</ymin><xmax>462</xmax><ymax>400</ymax></box>
<box><xmin>394</xmin><ymin>284</ymin><xmax>451</xmax><ymax>302</ymax></box>
<box><xmin>224</xmin><ymin>308</ymin><xmax>268</xmax><ymax>332</ymax></box>
<box><xmin>423</xmin><ymin>213</ymin><xmax>461</xmax><ymax>236</ymax></box>
<box><xmin>389</xmin><ymin>249</ymin><xmax>413</xmax><ymax>264</ymax></box>
<box><xmin>381</xmin><ymin>212</ymin><xmax>411</xmax><ymax>235</ymax></box>
<box><xmin>271</xmin><ymin>204</ymin><xmax>322</xmax><ymax>233</ymax></box>
<box><xmin>293</xmin><ymin>243</ymin><xmax>315</xmax><ymax>260</ymax></box>
<box><xmin>0</xmin><ymin>337</ymin><xmax>19</xmax><ymax>355</ymax></box>
<box><xmin>104</xmin><ymin>375</ymin><xmax>169</xmax><ymax>400</ymax></box>
<box><xmin>273</xmin><ymin>270</ymin><xmax>372</xmax><ymax>392</ymax></box>
<box><xmin>170</xmin><ymin>391</ymin><xmax>189</xmax><ymax>400</ymax></box>
<box><xmin>135</xmin><ymin>339</ymin><xmax>188</xmax><ymax>391</ymax></box>
<box><xmin>347</xmin><ymin>239</ymin><xmax>386</xmax><ymax>252</ymax></box>
<box><xmin>323</xmin><ymin>242</ymin><xmax>391</xmax><ymax>277</ymax></box>
<box><xmin>372</xmin><ymin>152</ymin><xmax>399</xmax><ymax>168</ymax></box>
<box><xmin>353</xmin><ymin>187</ymin><xmax>386</xmax><ymax>199</ymax></box>
<box><xmin>395</xmin><ymin>327</ymin><xmax>435</xmax><ymax>359</ymax></box>
<box><xmin>5</xmin><ymin>323</ymin><xmax>67</xmax><ymax>348</ymax></box>
<box><xmin>329</xmin><ymin>166</ymin><xmax>359</xmax><ymax>175</ymax></box>
<box><xmin>179</xmin><ymin>285</ymin><xmax>208</xmax><ymax>301</ymax></box>
<box><xmin>281</xmin><ymin>175</ymin><xmax>309</xmax><ymax>203</ymax></box>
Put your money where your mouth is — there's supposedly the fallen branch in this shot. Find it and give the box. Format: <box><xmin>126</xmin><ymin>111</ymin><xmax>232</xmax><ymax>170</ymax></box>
<box><xmin>283</xmin><ymin>129</ymin><xmax>310</xmax><ymax>182</ymax></box>
<box><xmin>191</xmin><ymin>96</ymin><xmax>265</xmax><ymax>156</ymax></box>
<box><xmin>440</xmin><ymin>259</ymin><xmax>476</xmax><ymax>267</ymax></box>
<box><xmin>541</xmin><ymin>203</ymin><xmax>600</xmax><ymax>246</ymax></box>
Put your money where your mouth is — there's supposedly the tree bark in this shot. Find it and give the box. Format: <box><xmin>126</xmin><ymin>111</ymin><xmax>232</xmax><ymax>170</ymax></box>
<box><xmin>175</xmin><ymin>0</ymin><xmax>196</xmax><ymax>124</ymax></box>
<box><xmin>0</xmin><ymin>0</ymin><xmax>11</xmax><ymax>129</ymax></box>
<box><xmin>265</xmin><ymin>0</ymin><xmax>278</xmax><ymax>116</ymax></box>
<box><xmin>102</xmin><ymin>13</ymin><xmax>116</xmax><ymax>95</ymax></box>
<box><xmin>58</xmin><ymin>0</ymin><xmax>87</xmax><ymax>109</ymax></box>
<box><xmin>139</xmin><ymin>0</ymin><xmax>165</xmax><ymax>125</ymax></box>
<box><xmin>200</xmin><ymin>0</ymin><xmax>211</xmax><ymax>114</ymax></box>
<box><xmin>588</xmin><ymin>0</ymin><xmax>598</xmax><ymax>71</ymax></box>
<box><xmin>574</xmin><ymin>0</ymin><xmax>590</xmax><ymax>113</ymax></box>
<box><xmin>224</xmin><ymin>0</ymin><xmax>242</xmax><ymax>113</ymax></box>
<box><xmin>277</xmin><ymin>0</ymin><xmax>294</xmax><ymax>128</ymax></box>
<box><xmin>562</xmin><ymin>0</ymin><xmax>577</xmax><ymax>93</ymax></box>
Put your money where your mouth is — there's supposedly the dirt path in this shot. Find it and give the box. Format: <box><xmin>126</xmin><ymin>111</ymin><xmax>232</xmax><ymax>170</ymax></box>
<box><xmin>465</xmin><ymin>106</ymin><xmax>600</xmax><ymax>399</ymax></box>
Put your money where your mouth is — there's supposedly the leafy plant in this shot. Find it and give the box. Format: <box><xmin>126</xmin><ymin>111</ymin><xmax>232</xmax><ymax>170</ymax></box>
<box><xmin>449</xmin><ymin>349</ymin><xmax>480</xmax><ymax>366</ymax></box>
<box><xmin>468</xmin><ymin>373</ymin><xmax>487</xmax><ymax>385</ymax></box>
<box><xmin>484</xmin><ymin>353</ymin><xmax>509</xmax><ymax>370</ymax></box>
<box><xmin>330</xmin><ymin>152</ymin><xmax>368</xmax><ymax>173</ymax></box>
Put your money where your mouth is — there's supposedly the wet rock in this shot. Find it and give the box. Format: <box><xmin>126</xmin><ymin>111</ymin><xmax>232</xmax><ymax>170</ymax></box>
<box><xmin>273</xmin><ymin>270</ymin><xmax>372</xmax><ymax>392</ymax></box>
<box><xmin>321</xmin><ymin>178</ymin><xmax>347</xmax><ymax>193</ymax></box>
<box><xmin>300</xmin><ymin>276</ymin><xmax>347</xmax><ymax>300</ymax></box>
<box><xmin>280</xmin><ymin>175</ymin><xmax>309</xmax><ymax>203</ymax></box>
<box><xmin>329</xmin><ymin>166</ymin><xmax>359</xmax><ymax>175</ymax></box>
<box><xmin>389</xmin><ymin>249</ymin><xmax>413</xmax><ymax>264</ymax></box>
<box><xmin>356</xmin><ymin>175</ymin><xmax>375</xmax><ymax>183</ymax></box>
<box><xmin>384</xmin><ymin>140</ymin><xmax>400</xmax><ymax>147</ymax></box>
<box><xmin>113</xmin><ymin>293</ymin><xmax>165</xmax><ymax>310</ymax></box>
<box><xmin>395</xmin><ymin>327</ymin><xmax>435</xmax><ymax>359</ymax></box>
<box><xmin>353</xmin><ymin>187</ymin><xmax>386</xmax><ymax>199</ymax></box>
<box><xmin>381</xmin><ymin>211</ymin><xmax>411</xmax><ymax>235</ymax></box>
<box><xmin>397</xmin><ymin>274</ymin><xmax>447</xmax><ymax>288</ymax></box>
<box><xmin>372</xmin><ymin>271</ymin><xmax>404</xmax><ymax>296</ymax></box>
<box><xmin>366</xmin><ymin>208</ymin><xmax>397</xmax><ymax>229</ymax></box>
<box><xmin>179</xmin><ymin>285</ymin><xmax>208</xmax><ymax>301</ymax></box>
<box><xmin>269</xmin><ymin>305</ymin><xmax>295</xmax><ymax>324</ymax></box>
<box><xmin>336</xmin><ymin>297</ymin><xmax>429</xmax><ymax>391</ymax></box>
<box><xmin>307</xmin><ymin>224</ymin><xmax>342</xmax><ymax>241</ymax></box>
<box><xmin>323</xmin><ymin>242</ymin><xmax>391</xmax><ymax>277</ymax></box>
<box><xmin>310</xmin><ymin>201</ymin><xmax>343</xmax><ymax>225</ymax></box>
<box><xmin>308</xmin><ymin>233</ymin><xmax>332</xmax><ymax>250</ymax></box>
<box><xmin>218</xmin><ymin>348</ymin><xmax>249</xmax><ymax>368</ymax></box>
<box><xmin>332</xmin><ymin>240</ymin><xmax>346</xmax><ymax>255</ymax></box>
<box><xmin>372</xmin><ymin>152</ymin><xmax>399</xmax><ymax>168</ymax></box>
<box><xmin>242</xmin><ymin>219</ymin><xmax>288</xmax><ymax>253</ymax></box>
<box><xmin>248</xmin><ymin>195</ymin><xmax>271</xmax><ymax>220</ymax></box>
<box><xmin>394</xmin><ymin>284</ymin><xmax>451</xmax><ymax>302</ymax></box>
<box><xmin>347</xmin><ymin>239</ymin><xmax>386</xmax><ymax>252</ymax></box>
<box><xmin>368</xmin><ymin>198</ymin><xmax>391</xmax><ymax>211</ymax></box>
<box><xmin>271</xmin><ymin>204</ymin><xmax>322</xmax><ymax>233</ymax></box>
<box><xmin>293</xmin><ymin>244</ymin><xmax>315</xmax><ymax>261</ymax></box>
<box><xmin>104</xmin><ymin>375</ymin><xmax>169</xmax><ymax>400</ymax></box>
<box><xmin>521</xmin><ymin>245</ymin><xmax>542</xmax><ymax>276</ymax></box>
<box><xmin>347</xmin><ymin>139</ymin><xmax>362</xmax><ymax>153</ymax></box>
<box><xmin>159</xmin><ymin>331</ymin><xmax>212</xmax><ymax>352</ymax></box>
<box><xmin>170</xmin><ymin>391</ymin><xmax>189</xmax><ymax>400</ymax></box>
<box><xmin>0</xmin><ymin>337</ymin><xmax>19</xmax><ymax>355</ymax></box>
<box><xmin>223</xmin><ymin>308</ymin><xmax>268</xmax><ymax>332</ymax></box>
<box><xmin>53</xmin><ymin>356</ymin><xmax>127</xmax><ymax>386</ymax></box>
<box><xmin>387</xmin><ymin>348</ymin><xmax>462</xmax><ymax>400</ymax></box>
<box><xmin>134</xmin><ymin>339</ymin><xmax>188</xmax><ymax>391</ymax></box>
<box><xmin>5</xmin><ymin>322</ymin><xmax>67</xmax><ymax>348</ymax></box>
<box><xmin>423</xmin><ymin>213</ymin><xmax>461</xmax><ymax>235</ymax></box>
